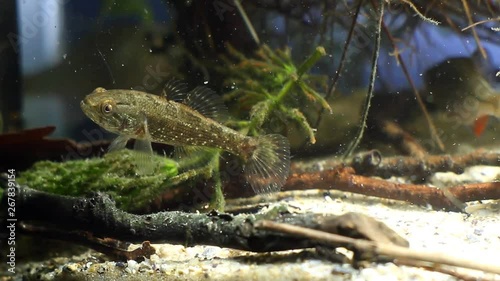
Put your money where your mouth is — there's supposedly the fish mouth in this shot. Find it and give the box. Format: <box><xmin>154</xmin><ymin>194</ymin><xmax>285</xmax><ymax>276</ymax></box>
<box><xmin>80</xmin><ymin>99</ymin><xmax>92</xmax><ymax>116</ymax></box>
<box><xmin>80</xmin><ymin>98</ymin><xmax>100</xmax><ymax>123</ymax></box>
<box><xmin>80</xmin><ymin>99</ymin><xmax>88</xmax><ymax>110</ymax></box>
<box><xmin>80</xmin><ymin>97</ymin><xmax>92</xmax><ymax>109</ymax></box>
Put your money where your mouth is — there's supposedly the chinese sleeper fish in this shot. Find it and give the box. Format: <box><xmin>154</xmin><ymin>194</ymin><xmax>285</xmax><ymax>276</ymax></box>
<box><xmin>80</xmin><ymin>80</ymin><xmax>290</xmax><ymax>193</ymax></box>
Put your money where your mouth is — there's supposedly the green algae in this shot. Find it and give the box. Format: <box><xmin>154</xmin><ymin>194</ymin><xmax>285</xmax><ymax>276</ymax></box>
<box><xmin>16</xmin><ymin>150</ymin><xmax>179</xmax><ymax>212</ymax></box>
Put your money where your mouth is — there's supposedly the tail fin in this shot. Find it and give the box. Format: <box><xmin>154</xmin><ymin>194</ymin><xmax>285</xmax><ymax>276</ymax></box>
<box><xmin>243</xmin><ymin>134</ymin><xmax>290</xmax><ymax>194</ymax></box>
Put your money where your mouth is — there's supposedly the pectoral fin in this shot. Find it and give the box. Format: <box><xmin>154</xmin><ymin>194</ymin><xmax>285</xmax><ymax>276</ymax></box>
<box><xmin>133</xmin><ymin>112</ymin><xmax>156</xmax><ymax>175</ymax></box>
<box><xmin>108</xmin><ymin>135</ymin><xmax>131</xmax><ymax>152</ymax></box>
<box><xmin>133</xmin><ymin>138</ymin><xmax>156</xmax><ymax>175</ymax></box>
<box><xmin>473</xmin><ymin>115</ymin><xmax>489</xmax><ymax>137</ymax></box>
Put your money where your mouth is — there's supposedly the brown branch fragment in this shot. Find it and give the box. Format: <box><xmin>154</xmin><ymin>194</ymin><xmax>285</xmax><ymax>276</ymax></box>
<box><xmin>255</xmin><ymin>220</ymin><xmax>500</xmax><ymax>275</ymax></box>
<box><xmin>292</xmin><ymin>150</ymin><xmax>500</xmax><ymax>180</ymax></box>
<box><xmin>284</xmin><ymin>166</ymin><xmax>500</xmax><ymax>211</ymax></box>
<box><xmin>395</xmin><ymin>259</ymin><xmax>497</xmax><ymax>281</ymax></box>
<box><xmin>378</xmin><ymin>120</ymin><xmax>428</xmax><ymax>158</ymax></box>
<box><xmin>351</xmin><ymin>150</ymin><xmax>500</xmax><ymax>179</ymax></box>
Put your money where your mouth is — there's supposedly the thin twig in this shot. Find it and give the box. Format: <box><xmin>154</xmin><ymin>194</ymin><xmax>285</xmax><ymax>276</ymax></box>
<box><xmin>460</xmin><ymin>0</ymin><xmax>487</xmax><ymax>58</ymax></box>
<box><xmin>255</xmin><ymin>220</ymin><xmax>500</xmax><ymax>275</ymax></box>
<box><xmin>395</xmin><ymin>259</ymin><xmax>497</xmax><ymax>281</ymax></box>
<box><xmin>380</xmin><ymin>19</ymin><xmax>445</xmax><ymax>152</ymax></box>
<box><xmin>314</xmin><ymin>0</ymin><xmax>363</xmax><ymax>129</ymax></box>
<box><xmin>233</xmin><ymin>0</ymin><xmax>260</xmax><ymax>45</ymax></box>
<box><xmin>343</xmin><ymin>0</ymin><xmax>384</xmax><ymax>158</ymax></box>
<box><xmin>461</xmin><ymin>17</ymin><xmax>500</xmax><ymax>31</ymax></box>
<box><xmin>400</xmin><ymin>0</ymin><xmax>440</xmax><ymax>25</ymax></box>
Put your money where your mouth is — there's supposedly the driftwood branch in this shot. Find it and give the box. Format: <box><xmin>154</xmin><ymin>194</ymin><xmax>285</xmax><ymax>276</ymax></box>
<box><xmin>284</xmin><ymin>150</ymin><xmax>500</xmax><ymax>211</ymax></box>
<box><xmin>169</xmin><ymin>150</ymin><xmax>500</xmax><ymax>212</ymax></box>
<box><xmin>255</xmin><ymin>220</ymin><xmax>500</xmax><ymax>275</ymax></box>
<box><xmin>350</xmin><ymin>150</ymin><xmax>500</xmax><ymax>179</ymax></box>
<box><xmin>2</xmin><ymin>183</ymin><xmax>408</xmax><ymax>260</ymax></box>
<box><xmin>292</xmin><ymin>150</ymin><xmax>500</xmax><ymax>180</ymax></box>
<box><xmin>10</xmin><ymin>185</ymin><xmax>312</xmax><ymax>252</ymax></box>
<box><xmin>284</xmin><ymin>166</ymin><xmax>500</xmax><ymax>211</ymax></box>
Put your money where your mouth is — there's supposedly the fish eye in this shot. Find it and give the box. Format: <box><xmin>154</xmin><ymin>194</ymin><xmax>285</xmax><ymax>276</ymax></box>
<box><xmin>101</xmin><ymin>101</ymin><xmax>113</xmax><ymax>115</ymax></box>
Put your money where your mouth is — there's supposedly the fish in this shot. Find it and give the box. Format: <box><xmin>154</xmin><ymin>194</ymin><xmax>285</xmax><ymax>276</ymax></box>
<box><xmin>424</xmin><ymin>57</ymin><xmax>500</xmax><ymax>136</ymax></box>
<box><xmin>80</xmin><ymin>80</ymin><xmax>290</xmax><ymax>194</ymax></box>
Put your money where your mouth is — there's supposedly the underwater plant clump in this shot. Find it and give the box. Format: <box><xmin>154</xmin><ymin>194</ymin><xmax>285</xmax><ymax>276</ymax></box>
<box><xmin>16</xmin><ymin>150</ymin><xmax>178</xmax><ymax>212</ymax></box>
<box><xmin>220</xmin><ymin>44</ymin><xmax>331</xmax><ymax>144</ymax></box>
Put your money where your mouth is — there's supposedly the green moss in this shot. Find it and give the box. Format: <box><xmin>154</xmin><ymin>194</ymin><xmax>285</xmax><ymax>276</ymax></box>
<box><xmin>17</xmin><ymin>150</ymin><xmax>179</xmax><ymax>212</ymax></box>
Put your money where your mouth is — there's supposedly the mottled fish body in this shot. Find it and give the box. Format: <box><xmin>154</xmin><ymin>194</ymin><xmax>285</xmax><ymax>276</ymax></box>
<box><xmin>80</xmin><ymin>81</ymin><xmax>290</xmax><ymax>193</ymax></box>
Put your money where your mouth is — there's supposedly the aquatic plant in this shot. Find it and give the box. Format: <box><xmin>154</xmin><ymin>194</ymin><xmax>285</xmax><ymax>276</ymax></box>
<box><xmin>221</xmin><ymin>44</ymin><xmax>330</xmax><ymax>144</ymax></box>
<box><xmin>196</xmin><ymin>44</ymin><xmax>331</xmax><ymax>209</ymax></box>
<box><xmin>155</xmin><ymin>44</ymin><xmax>331</xmax><ymax>210</ymax></box>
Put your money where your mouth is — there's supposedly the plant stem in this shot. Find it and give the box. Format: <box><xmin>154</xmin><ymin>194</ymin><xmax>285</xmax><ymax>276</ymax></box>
<box><xmin>343</xmin><ymin>0</ymin><xmax>384</xmax><ymax>158</ymax></box>
<box><xmin>208</xmin><ymin>151</ymin><xmax>225</xmax><ymax>211</ymax></box>
<box><xmin>275</xmin><ymin>80</ymin><xmax>295</xmax><ymax>102</ymax></box>
<box><xmin>296</xmin><ymin>46</ymin><xmax>326</xmax><ymax>79</ymax></box>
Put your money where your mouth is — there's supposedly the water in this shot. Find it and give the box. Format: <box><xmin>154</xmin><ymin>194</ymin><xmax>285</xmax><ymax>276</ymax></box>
<box><xmin>1</xmin><ymin>1</ymin><xmax>499</xmax><ymax>280</ymax></box>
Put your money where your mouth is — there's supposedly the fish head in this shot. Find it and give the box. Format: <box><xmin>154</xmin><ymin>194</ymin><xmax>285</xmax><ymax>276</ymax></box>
<box><xmin>81</xmin><ymin>88</ymin><xmax>143</xmax><ymax>135</ymax></box>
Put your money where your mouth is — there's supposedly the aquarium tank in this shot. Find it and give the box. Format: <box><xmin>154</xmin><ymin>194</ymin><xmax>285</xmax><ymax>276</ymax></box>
<box><xmin>0</xmin><ymin>1</ymin><xmax>499</xmax><ymax>280</ymax></box>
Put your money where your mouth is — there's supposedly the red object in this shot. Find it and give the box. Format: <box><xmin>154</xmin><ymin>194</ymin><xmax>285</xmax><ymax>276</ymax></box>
<box><xmin>473</xmin><ymin>115</ymin><xmax>490</xmax><ymax>137</ymax></box>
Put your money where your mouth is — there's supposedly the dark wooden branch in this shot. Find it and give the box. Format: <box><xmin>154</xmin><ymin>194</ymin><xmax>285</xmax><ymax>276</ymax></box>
<box><xmin>10</xmin><ymin>186</ymin><xmax>310</xmax><ymax>252</ymax></box>
<box><xmin>351</xmin><ymin>150</ymin><xmax>500</xmax><ymax>179</ymax></box>
<box><xmin>291</xmin><ymin>150</ymin><xmax>500</xmax><ymax>180</ymax></box>
<box><xmin>4</xmin><ymin>184</ymin><xmax>407</xmax><ymax>257</ymax></box>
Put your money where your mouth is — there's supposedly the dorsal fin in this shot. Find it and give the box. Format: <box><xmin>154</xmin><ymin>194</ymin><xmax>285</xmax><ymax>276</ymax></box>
<box><xmin>185</xmin><ymin>86</ymin><xmax>228</xmax><ymax>121</ymax></box>
<box><xmin>162</xmin><ymin>79</ymin><xmax>227</xmax><ymax>122</ymax></box>
<box><xmin>162</xmin><ymin>78</ymin><xmax>189</xmax><ymax>101</ymax></box>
